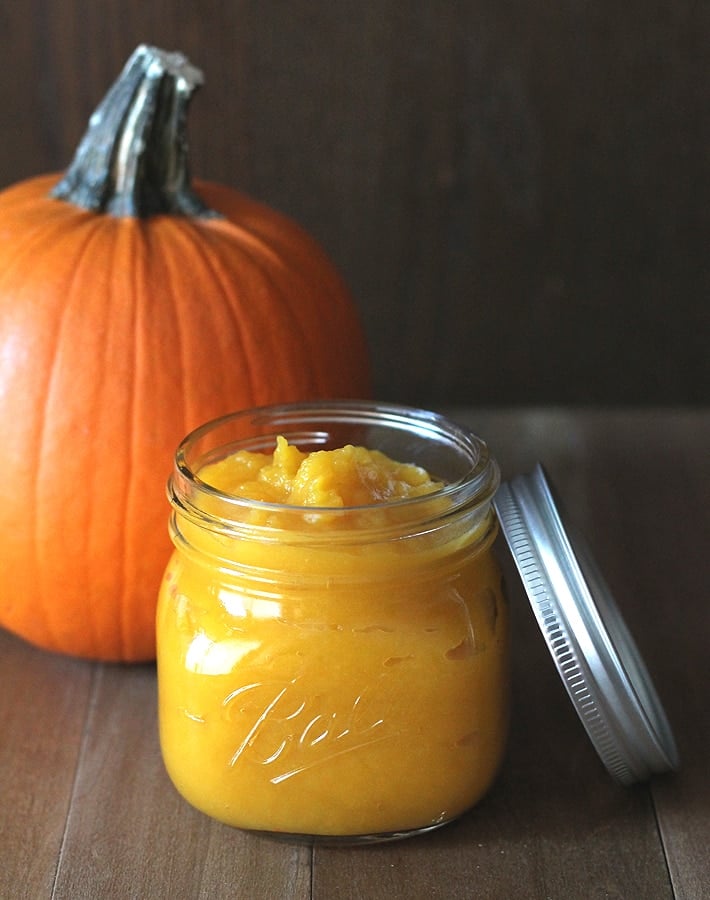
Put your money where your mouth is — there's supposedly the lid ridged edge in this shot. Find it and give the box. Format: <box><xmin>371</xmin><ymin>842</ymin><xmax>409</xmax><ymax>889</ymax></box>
<box><xmin>495</xmin><ymin>465</ymin><xmax>679</xmax><ymax>785</ymax></box>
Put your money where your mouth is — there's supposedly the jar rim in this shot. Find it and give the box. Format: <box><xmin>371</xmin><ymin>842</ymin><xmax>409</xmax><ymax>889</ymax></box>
<box><xmin>169</xmin><ymin>401</ymin><xmax>500</xmax><ymax>529</ymax></box>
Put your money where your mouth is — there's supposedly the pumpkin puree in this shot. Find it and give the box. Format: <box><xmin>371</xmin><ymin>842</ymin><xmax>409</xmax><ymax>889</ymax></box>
<box><xmin>157</xmin><ymin>440</ymin><xmax>509</xmax><ymax>837</ymax></box>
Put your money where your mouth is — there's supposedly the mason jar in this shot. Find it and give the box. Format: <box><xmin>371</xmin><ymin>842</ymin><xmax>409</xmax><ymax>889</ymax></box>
<box><xmin>156</xmin><ymin>401</ymin><xmax>509</xmax><ymax>843</ymax></box>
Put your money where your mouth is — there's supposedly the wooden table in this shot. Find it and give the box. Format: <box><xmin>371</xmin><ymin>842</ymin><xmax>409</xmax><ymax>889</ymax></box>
<box><xmin>2</xmin><ymin>408</ymin><xmax>708</xmax><ymax>900</ymax></box>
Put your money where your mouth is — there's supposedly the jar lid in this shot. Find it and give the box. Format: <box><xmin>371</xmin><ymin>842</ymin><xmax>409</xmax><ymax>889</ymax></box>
<box><xmin>494</xmin><ymin>464</ymin><xmax>679</xmax><ymax>785</ymax></box>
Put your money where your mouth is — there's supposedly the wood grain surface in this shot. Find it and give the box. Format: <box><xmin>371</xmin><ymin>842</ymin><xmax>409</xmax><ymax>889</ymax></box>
<box><xmin>0</xmin><ymin>4</ymin><xmax>706</xmax><ymax>407</ymax></box>
<box><xmin>1</xmin><ymin>408</ymin><xmax>707</xmax><ymax>899</ymax></box>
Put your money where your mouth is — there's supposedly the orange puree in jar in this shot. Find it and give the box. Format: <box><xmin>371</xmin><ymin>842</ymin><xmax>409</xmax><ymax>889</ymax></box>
<box><xmin>157</xmin><ymin>423</ymin><xmax>508</xmax><ymax>841</ymax></box>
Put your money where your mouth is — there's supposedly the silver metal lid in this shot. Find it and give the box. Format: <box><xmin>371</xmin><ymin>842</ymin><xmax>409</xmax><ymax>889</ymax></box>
<box><xmin>494</xmin><ymin>464</ymin><xmax>679</xmax><ymax>785</ymax></box>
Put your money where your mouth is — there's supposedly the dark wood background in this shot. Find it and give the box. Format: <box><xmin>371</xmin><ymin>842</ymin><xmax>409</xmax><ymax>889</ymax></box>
<box><xmin>1</xmin><ymin>2</ymin><xmax>706</xmax><ymax>406</ymax></box>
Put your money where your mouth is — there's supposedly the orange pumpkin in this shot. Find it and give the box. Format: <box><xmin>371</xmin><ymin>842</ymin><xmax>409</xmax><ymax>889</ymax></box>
<box><xmin>0</xmin><ymin>45</ymin><xmax>370</xmax><ymax>661</ymax></box>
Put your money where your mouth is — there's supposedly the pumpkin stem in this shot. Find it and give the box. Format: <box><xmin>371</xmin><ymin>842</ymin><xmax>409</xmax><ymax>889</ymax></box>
<box><xmin>51</xmin><ymin>44</ymin><xmax>220</xmax><ymax>219</ymax></box>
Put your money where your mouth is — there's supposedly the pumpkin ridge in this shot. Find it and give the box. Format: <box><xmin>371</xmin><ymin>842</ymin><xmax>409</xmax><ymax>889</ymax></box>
<box><xmin>116</xmin><ymin>222</ymin><xmax>141</xmax><ymax>661</ymax></box>
<box><xmin>177</xmin><ymin>217</ymin><xmax>319</xmax><ymax>403</ymax></box>
<box><xmin>196</xmin><ymin>215</ymin><xmax>312</xmax><ymax>395</ymax></box>
<box><xmin>0</xmin><ymin>209</ymin><xmax>89</xmax><ymax>299</ymax></box>
<box><xmin>193</xmin><ymin>184</ymin><xmax>369</xmax><ymax>398</ymax></box>
<box><xmin>207</xmin><ymin>224</ymin><xmax>340</xmax><ymax>399</ymax></box>
<box><xmin>189</xmin><ymin>195</ymin><xmax>296</xmax><ymax>272</ymax></box>
<box><xmin>31</xmin><ymin>215</ymin><xmax>112</xmax><ymax>654</ymax></box>
<box><xmin>64</xmin><ymin>217</ymin><xmax>125</xmax><ymax>657</ymax></box>
<box><xmin>161</xmin><ymin>218</ymin><xmax>260</xmax><ymax>412</ymax></box>
<box><xmin>139</xmin><ymin>220</ymin><xmax>192</xmax><ymax>434</ymax></box>
<box><xmin>194</xmin><ymin>181</ymin><xmax>353</xmax><ymax>307</ymax></box>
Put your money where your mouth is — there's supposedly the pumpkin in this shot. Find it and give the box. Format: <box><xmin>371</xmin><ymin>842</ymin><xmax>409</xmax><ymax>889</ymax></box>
<box><xmin>0</xmin><ymin>45</ymin><xmax>370</xmax><ymax>662</ymax></box>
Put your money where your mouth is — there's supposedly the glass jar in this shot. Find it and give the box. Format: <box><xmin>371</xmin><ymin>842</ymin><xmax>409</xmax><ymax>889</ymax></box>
<box><xmin>156</xmin><ymin>401</ymin><xmax>508</xmax><ymax>843</ymax></box>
